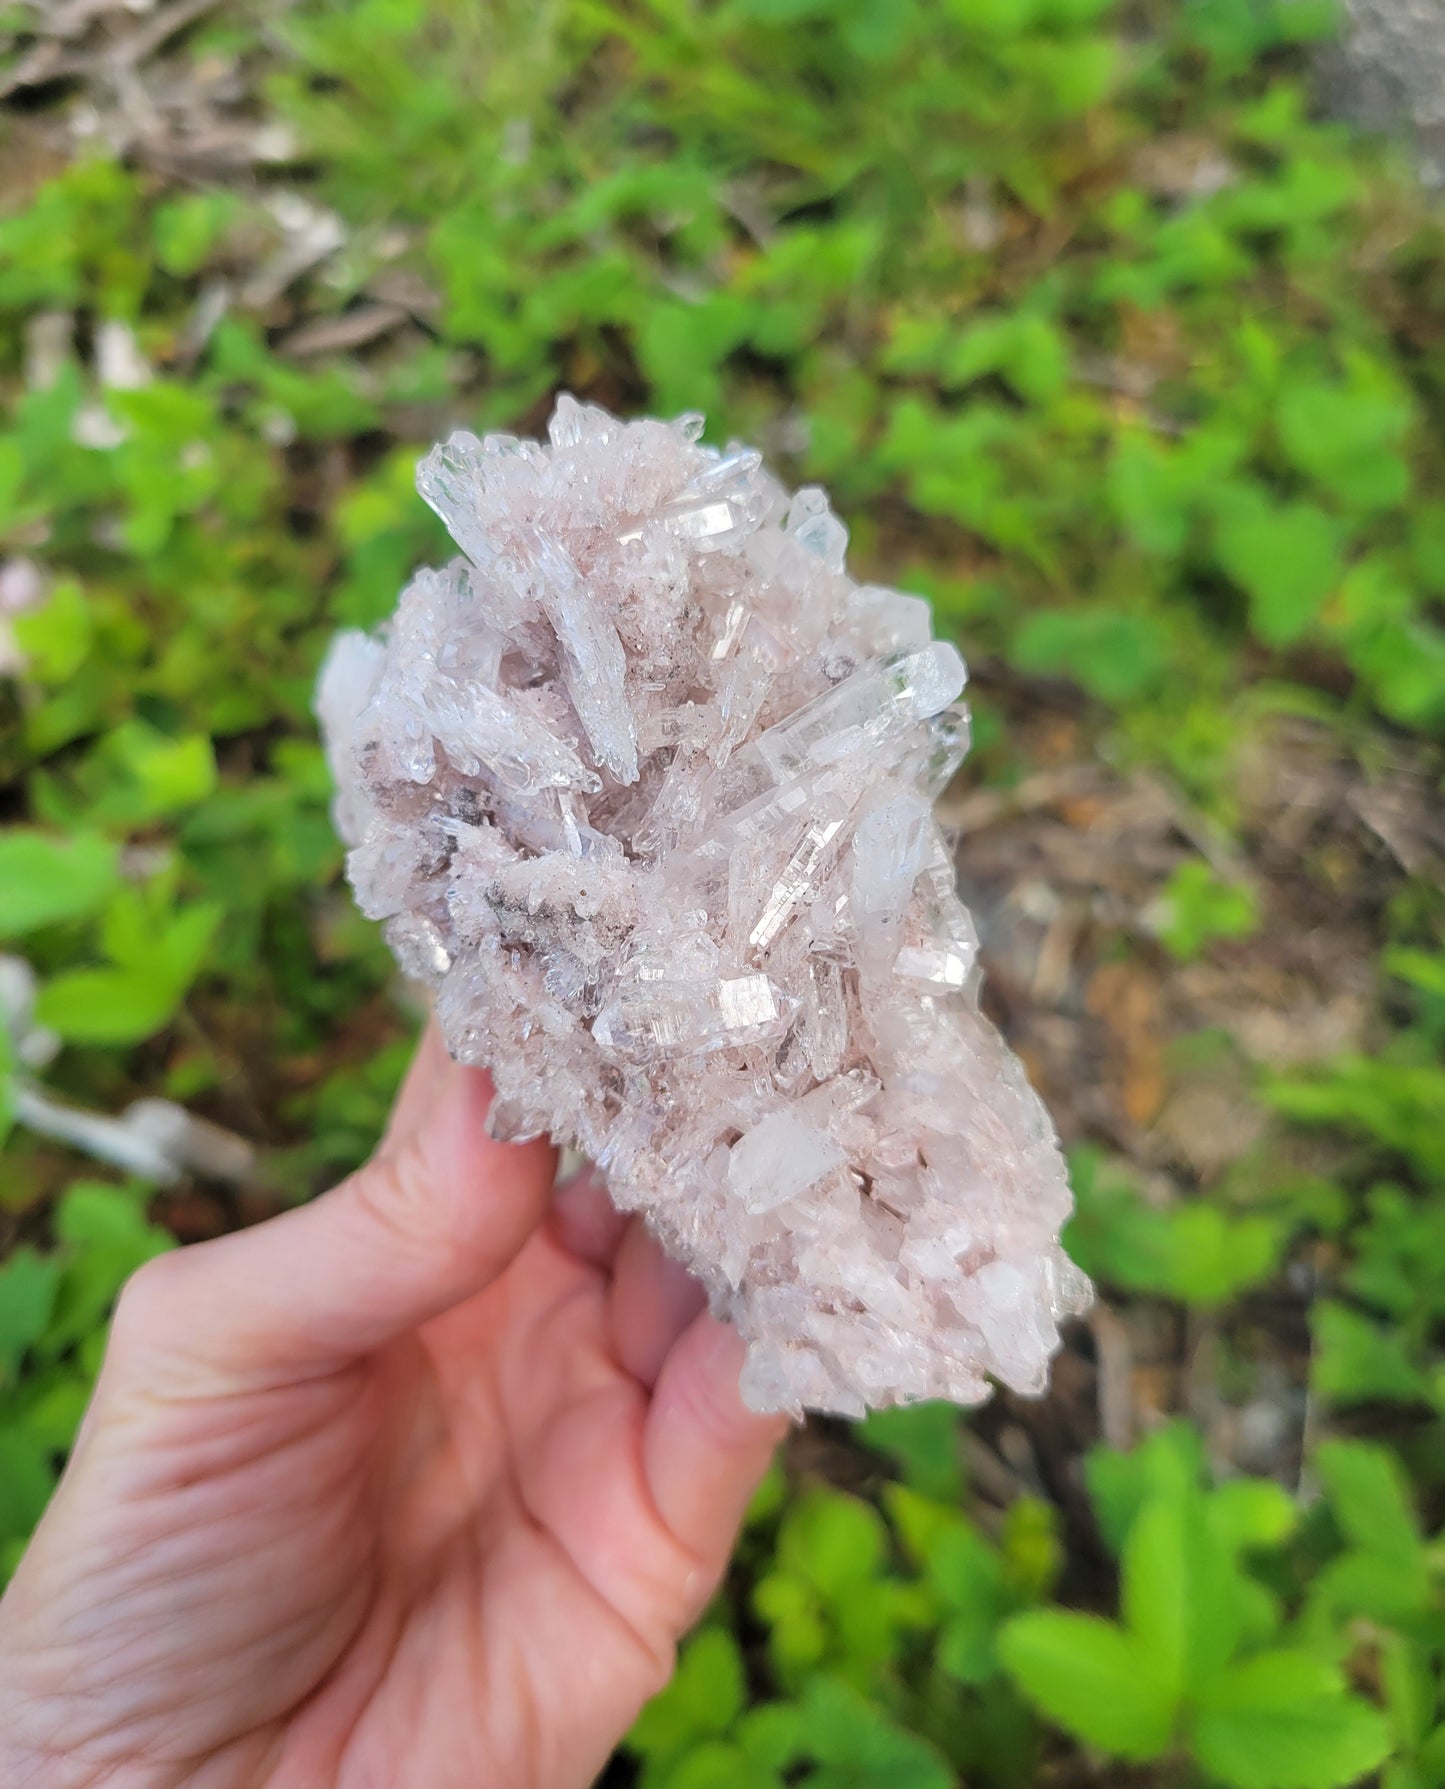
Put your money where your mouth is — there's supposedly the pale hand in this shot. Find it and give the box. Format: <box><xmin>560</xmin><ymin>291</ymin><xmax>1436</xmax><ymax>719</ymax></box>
<box><xmin>0</xmin><ymin>1024</ymin><xmax>785</xmax><ymax>1789</ymax></box>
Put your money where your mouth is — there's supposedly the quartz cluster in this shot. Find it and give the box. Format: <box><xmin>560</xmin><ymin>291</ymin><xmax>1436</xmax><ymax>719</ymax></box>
<box><xmin>316</xmin><ymin>396</ymin><xmax>1089</xmax><ymax>1416</ymax></box>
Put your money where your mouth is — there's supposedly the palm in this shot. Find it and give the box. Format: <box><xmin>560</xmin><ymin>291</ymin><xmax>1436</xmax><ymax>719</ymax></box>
<box><xmin>324</xmin><ymin>1223</ymin><xmax>700</xmax><ymax>1788</ymax></box>
<box><xmin>0</xmin><ymin>1032</ymin><xmax>782</xmax><ymax>1789</ymax></box>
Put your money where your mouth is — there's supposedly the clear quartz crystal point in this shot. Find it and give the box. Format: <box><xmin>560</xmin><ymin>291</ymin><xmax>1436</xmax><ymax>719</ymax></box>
<box><xmin>592</xmin><ymin>970</ymin><xmax>795</xmax><ymax>1057</ymax></box>
<box><xmin>316</xmin><ymin>395</ymin><xmax>1090</xmax><ymax>1418</ymax></box>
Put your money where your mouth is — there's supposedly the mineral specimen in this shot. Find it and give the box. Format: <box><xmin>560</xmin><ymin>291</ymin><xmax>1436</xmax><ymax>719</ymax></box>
<box><xmin>316</xmin><ymin>396</ymin><xmax>1090</xmax><ymax>1417</ymax></box>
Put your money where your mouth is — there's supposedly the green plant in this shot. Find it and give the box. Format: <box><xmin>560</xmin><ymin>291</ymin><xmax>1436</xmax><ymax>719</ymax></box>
<box><xmin>1154</xmin><ymin>860</ymin><xmax>1261</xmax><ymax>961</ymax></box>
<box><xmin>1064</xmin><ymin>1147</ymin><xmax>1288</xmax><ymax>1306</ymax></box>
<box><xmin>627</xmin><ymin>1627</ymin><xmax>956</xmax><ymax>1789</ymax></box>
<box><xmin>1001</xmin><ymin>1428</ymin><xmax>1415</xmax><ymax>1789</ymax></box>
<box><xmin>0</xmin><ymin>1179</ymin><xmax>173</xmax><ymax>1579</ymax></box>
<box><xmin>2</xmin><ymin>0</ymin><xmax>1443</xmax><ymax>1782</ymax></box>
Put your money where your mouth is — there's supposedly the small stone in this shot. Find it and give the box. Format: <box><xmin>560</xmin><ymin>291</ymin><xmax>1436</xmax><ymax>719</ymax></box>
<box><xmin>316</xmin><ymin>395</ymin><xmax>1089</xmax><ymax>1416</ymax></box>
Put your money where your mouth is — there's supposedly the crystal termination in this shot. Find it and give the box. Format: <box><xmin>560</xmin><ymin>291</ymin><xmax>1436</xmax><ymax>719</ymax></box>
<box><xmin>317</xmin><ymin>397</ymin><xmax>1090</xmax><ymax>1416</ymax></box>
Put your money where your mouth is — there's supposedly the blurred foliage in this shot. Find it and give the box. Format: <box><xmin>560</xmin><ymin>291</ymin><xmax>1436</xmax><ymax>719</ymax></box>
<box><xmin>0</xmin><ymin>1180</ymin><xmax>171</xmax><ymax>1574</ymax></box>
<box><xmin>1</xmin><ymin>0</ymin><xmax>1444</xmax><ymax>1782</ymax></box>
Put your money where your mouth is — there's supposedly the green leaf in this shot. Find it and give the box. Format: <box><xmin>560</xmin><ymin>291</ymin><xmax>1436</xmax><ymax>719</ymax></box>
<box><xmin>857</xmin><ymin>1401</ymin><xmax>963</xmax><ymax>1501</ymax></box>
<box><xmin>735</xmin><ymin>1702</ymin><xmax>808</xmax><ymax>1775</ymax></box>
<box><xmin>1349</xmin><ymin>617</ymin><xmax>1445</xmax><ymax>730</ymax></box>
<box><xmin>0</xmin><ymin>1250</ymin><xmax>62</xmax><ymax>1385</ymax></box>
<box><xmin>633</xmin><ymin>295</ymin><xmax>750</xmax><ymax>416</ymax></box>
<box><xmin>0</xmin><ymin>831</ymin><xmax>119</xmax><ymax>938</ymax></box>
<box><xmin>1310</xmin><ymin>1302</ymin><xmax>1432</xmax><ymax>1406</ymax></box>
<box><xmin>0</xmin><ymin>436</ymin><xmax>25</xmax><ymax>524</ymax></box>
<box><xmin>629</xmin><ymin>1627</ymin><xmax>745</xmax><ymax>1763</ymax></box>
<box><xmin>34</xmin><ymin>967</ymin><xmax>185</xmax><ymax>1047</ymax></box>
<box><xmin>1065</xmin><ymin>1164</ymin><xmax>1285</xmax><ymax>1309</ymax></box>
<box><xmin>16</xmin><ymin>1373</ymin><xmax>91</xmax><ymax>1454</ymax></box>
<box><xmin>1087</xmin><ymin>1420</ymin><xmax>1208</xmax><ymax>1553</ymax></box>
<box><xmin>1269</xmin><ymin>0</ymin><xmax>1342</xmax><ymax>44</ymax></box>
<box><xmin>939</xmin><ymin>1607</ymin><xmax>1001</xmax><ymax>1685</ymax></box>
<box><xmin>1213</xmin><ymin>494</ymin><xmax>1345</xmax><ymax>647</ymax></box>
<box><xmin>1109</xmin><ymin>426</ymin><xmax>1246</xmax><ymax>557</ymax></box>
<box><xmin>745</xmin><ymin>1460</ymin><xmax>788</xmax><ymax>1529</ymax></box>
<box><xmin>926</xmin><ymin>1520</ymin><xmax>1007</xmax><ymax>1683</ymax></box>
<box><xmin>99</xmin><ymin>892</ymin><xmax>221</xmax><ymax>1001</ymax></box>
<box><xmin>998</xmin><ymin>1610</ymin><xmax>1176</xmax><ymax>1759</ymax></box>
<box><xmin>776</xmin><ymin>1490</ymin><xmax>889</xmax><ymax>1597</ymax></box>
<box><xmin>1110</xmin><ymin>438</ymin><xmax>1191</xmax><ymax>557</ymax></box>
<box><xmin>943</xmin><ymin>312</ymin><xmax>1069</xmax><ymax>405</ymax></box>
<box><xmin>999</xmin><ymin>1496</ymin><xmax>1063</xmax><ymax>1601</ymax></box>
<box><xmin>1164</xmin><ymin>1206</ymin><xmax>1284</xmax><ymax>1305</ymax></box>
<box><xmin>731</xmin><ymin>0</ymin><xmax>836</xmax><ymax>23</ymax></box>
<box><xmin>1310</xmin><ymin>1549</ymin><xmax>1430</xmax><ymax>1625</ymax></box>
<box><xmin>944</xmin><ymin>0</ymin><xmax>1038</xmax><ymax>36</ymax></box>
<box><xmin>650</xmin><ymin>1739</ymin><xmax>784</xmax><ymax>1789</ymax></box>
<box><xmin>1155</xmin><ymin>860</ymin><xmax>1259</xmax><ymax>961</ymax></box>
<box><xmin>120</xmin><ymin>727</ymin><xmax>218</xmax><ymax>819</ymax></box>
<box><xmin>883</xmin><ymin>1482</ymin><xmax>959</xmax><ymax>1559</ymax></box>
<box><xmin>1209</xmin><ymin>1479</ymin><xmax>1299</xmax><ymax>1552</ymax></box>
<box><xmin>1122</xmin><ymin>1493</ymin><xmax>1243</xmax><ymax>1695</ymax></box>
<box><xmin>1010</xmin><ymin>608</ymin><xmax>1168</xmax><ymax>703</ymax></box>
<box><xmin>152</xmin><ymin>191</ymin><xmax>242</xmax><ymax>277</ymax></box>
<box><xmin>1417</xmin><ymin>1723</ymin><xmax>1445</xmax><ymax>1786</ymax></box>
<box><xmin>1346</xmin><ymin>1185</ymin><xmax>1445</xmax><ymax>1324</ymax></box>
<box><xmin>1267</xmin><ymin>1056</ymin><xmax>1445</xmax><ymax>1180</ymax></box>
<box><xmin>841</xmin><ymin>0</ymin><xmax>923</xmax><ymax>61</ymax></box>
<box><xmin>1313</xmin><ymin>1439</ymin><xmax>1422</xmax><ymax>1568</ymax></box>
<box><xmin>44</xmin><ymin>1182</ymin><xmax>173</xmax><ymax>1355</ymax></box>
<box><xmin>0</xmin><ymin>1426</ymin><xmax>56</xmax><ymax>1542</ymax></box>
<box><xmin>1277</xmin><ymin>380</ymin><xmax>1412</xmax><ymax>512</ymax></box>
<box><xmin>71</xmin><ymin>722</ymin><xmax>218</xmax><ymax>829</ymax></box>
<box><xmin>12</xmin><ymin>579</ymin><xmax>91</xmax><ymax>683</ymax></box>
<box><xmin>0</xmin><ymin>1029</ymin><xmax>13</xmax><ymax>1150</ymax></box>
<box><xmin>796</xmin><ymin>1677</ymin><xmax>954</xmax><ymax>1789</ymax></box>
<box><xmin>1382</xmin><ymin>948</ymin><xmax>1445</xmax><ymax>1002</ymax></box>
<box><xmin>148</xmin><ymin>902</ymin><xmax>223</xmax><ymax>991</ymax></box>
<box><xmin>1192</xmin><ymin>1652</ymin><xmax>1392</xmax><ymax>1789</ymax></box>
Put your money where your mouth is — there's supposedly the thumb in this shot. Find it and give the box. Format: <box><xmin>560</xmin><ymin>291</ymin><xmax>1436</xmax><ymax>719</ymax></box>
<box><xmin>119</xmin><ymin>1024</ymin><xmax>556</xmax><ymax>1381</ymax></box>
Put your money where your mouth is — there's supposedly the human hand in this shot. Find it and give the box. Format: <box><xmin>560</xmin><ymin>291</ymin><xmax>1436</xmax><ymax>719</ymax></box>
<box><xmin>0</xmin><ymin>1023</ymin><xmax>786</xmax><ymax>1789</ymax></box>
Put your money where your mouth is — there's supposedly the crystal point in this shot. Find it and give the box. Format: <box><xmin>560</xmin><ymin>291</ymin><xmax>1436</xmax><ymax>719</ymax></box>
<box><xmin>317</xmin><ymin>395</ymin><xmax>1089</xmax><ymax>1416</ymax></box>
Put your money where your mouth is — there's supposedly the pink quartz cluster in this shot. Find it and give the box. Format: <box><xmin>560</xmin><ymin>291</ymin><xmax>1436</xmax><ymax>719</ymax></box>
<box><xmin>316</xmin><ymin>396</ymin><xmax>1089</xmax><ymax>1416</ymax></box>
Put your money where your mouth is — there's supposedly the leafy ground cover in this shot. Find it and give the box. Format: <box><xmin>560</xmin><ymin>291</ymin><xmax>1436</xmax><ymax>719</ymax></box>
<box><xmin>1</xmin><ymin>1</ymin><xmax>1442</xmax><ymax>1783</ymax></box>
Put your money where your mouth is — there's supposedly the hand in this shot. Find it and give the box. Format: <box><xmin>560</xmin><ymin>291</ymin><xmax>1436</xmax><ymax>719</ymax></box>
<box><xmin>0</xmin><ymin>1023</ymin><xmax>785</xmax><ymax>1789</ymax></box>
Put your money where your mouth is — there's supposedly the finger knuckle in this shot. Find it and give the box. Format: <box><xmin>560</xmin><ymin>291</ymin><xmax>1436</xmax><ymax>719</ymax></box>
<box><xmin>344</xmin><ymin>1144</ymin><xmax>436</xmax><ymax>1257</ymax></box>
<box><xmin>110</xmin><ymin>1247</ymin><xmax>191</xmax><ymax>1345</ymax></box>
